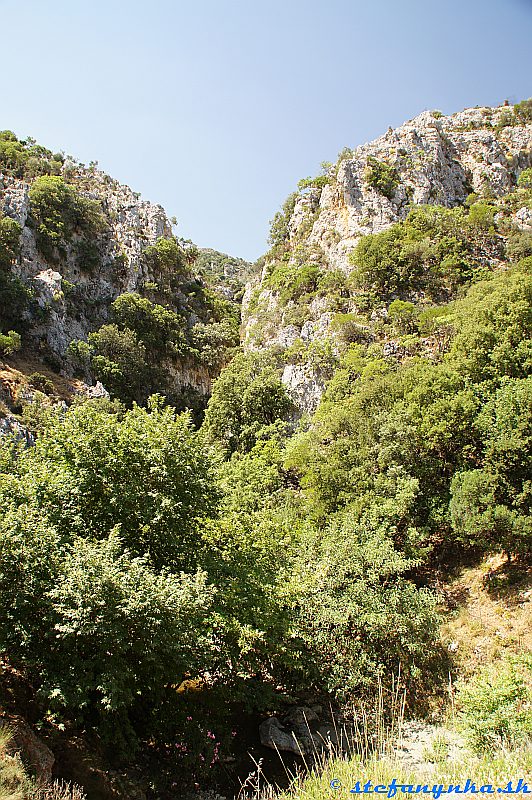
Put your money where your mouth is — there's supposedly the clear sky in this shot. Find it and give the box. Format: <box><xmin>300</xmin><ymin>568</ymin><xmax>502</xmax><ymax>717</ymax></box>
<box><xmin>1</xmin><ymin>0</ymin><xmax>531</xmax><ymax>261</ymax></box>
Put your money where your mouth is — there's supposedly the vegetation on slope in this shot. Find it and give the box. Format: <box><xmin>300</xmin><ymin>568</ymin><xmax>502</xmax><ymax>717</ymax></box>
<box><xmin>0</xmin><ymin>117</ymin><xmax>531</xmax><ymax>795</ymax></box>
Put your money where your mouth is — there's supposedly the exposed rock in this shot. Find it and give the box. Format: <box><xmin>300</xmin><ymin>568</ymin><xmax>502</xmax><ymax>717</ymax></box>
<box><xmin>259</xmin><ymin>707</ymin><xmax>325</xmax><ymax>755</ymax></box>
<box><xmin>242</xmin><ymin>103</ymin><xmax>532</xmax><ymax>412</ymax></box>
<box><xmin>259</xmin><ymin>717</ymin><xmax>301</xmax><ymax>754</ymax></box>
<box><xmin>282</xmin><ymin>363</ymin><xmax>327</xmax><ymax>415</ymax></box>
<box><xmin>0</xmin><ymin>414</ymin><xmax>35</xmax><ymax>446</ymax></box>
<box><xmin>393</xmin><ymin>721</ymin><xmax>468</xmax><ymax>774</ymax></box>
<box><xmin>8</xmin><ymin>715</ymin><xmax>55</xmax><ymax>783</ymax></box>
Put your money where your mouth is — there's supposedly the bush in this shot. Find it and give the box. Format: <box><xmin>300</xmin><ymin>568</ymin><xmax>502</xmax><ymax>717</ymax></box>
<box><xmin>514</xmin><ymin>98</ymin><xmax>532</xmax><ymax>124</ymax></box>
<box><xmin>517</xmin><ymin>168</ymin><xmax>532</xmax><ymax>189</ymax></box>
<box><xmin>268</xmin><ymin>192</ymin><xmax>298</xmax><ymax>249</ymax></box>
<box><xmin>456</xmin><ymin>655</ymin><xmax>532</xmax><ymax>753</ymax></box>
<box><xmin>0</xmin><ymin>130</ymin><xmax>64</xmax><ymax>179</ymax></box>
<box><xmin>111</xmin><ymin>291</ymin><xmax>185</xmax><ymax>354</ymax></box>
<box><xmin>0</xmin><ymin>330</ymin><xmax>21</xmax><ymax>355</ymax></box>
<box><xmin>0</xmin><ymin>213</ymin><xmax>22</xmax><ymax>270</ymax></box>
<box><xmin>506</xmin><ymin>231</ymin><xmax>532</xmax><ymax>262</ymax></box>
<box><xmin>364</xmin><ymin>156</ymin><xmax>399</xmax><ymax>200</ymax></box>
<box><xmin>28</xmin><ymin>176</ymin><xmax>106</xmax><ymax>261</ymax></box>
<box><xmin>203</xmin><ymin>351</ymin><xmax>293</xmax><ymax>454</ymax></box>
<box><xmin>350</xmin><ymin>205</ymin><xmax>496</xmax><ymax>297</ymax></box>
<box><xmin>143</xmin><ymin>237</ymin><xmax>187</xmax><ymax>277</ymax></box>
<box><xmin>86</xmin><ymin>324</ymin><xmax>150</xmax><ymax>404</ymax></box>
<box><xmin>388</xmin><ymin>299</ymin><xmax>416</xmax><ymax>333</ymax></box>
<box><xmin>27</xmin><ymin>372</ymin><xmax>54</xmax><ymax>395</ymax></box>
<box><xmin>450</xmin><ymin>376</ymin><xmax>532</xmax><ymax>557</ymax></box>
<box><xmin>290</xmin><ymin>496</ymin><xmax>442</xmax><ymax>701</ymax></box>
<box><xmin>19</xmin><ymin>398</ymin><xmax>219</xmax><ymax>571</ymax></box>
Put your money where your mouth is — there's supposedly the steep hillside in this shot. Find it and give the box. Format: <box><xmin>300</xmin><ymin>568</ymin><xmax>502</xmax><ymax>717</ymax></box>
<box><xmin>0</xmin><ymin>132</ymin><xmax>246</xmax><ymax>411</ymax></box>
<box><xmin>243</xmin><ymin>101</ymin><xmax>532</xmax><ymax>412</ymax></box>
<box><xmin>0</xmin><ymin>105</ymin><xmax>530</xmax><ymax>800</ymax></box>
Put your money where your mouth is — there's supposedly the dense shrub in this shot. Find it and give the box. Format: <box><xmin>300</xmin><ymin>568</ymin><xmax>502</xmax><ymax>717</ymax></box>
<box><xmin>506</xmin><ymin>230</ymin><xmax>532</xmax><ymax>261</ymax></box>
<box><xmin>291</xmin><ymin>498</ymin><xmax>442</xmax><ymax>700</ymax></box>
<box><xmin>203</xmin><ymin>351</ymin><xmax>293</xmax><ymax>454</ymax></box>
<box><xmin>143</xmin><ymin>236</ymin><xmax>187</xmax><ymax>277</ymax></box>
<box><xmin>0</xmin><ymin>130</ymin><xmax>64</xmax><ymax>178</ymax></box>
<box><xmin>450</xmin><ymin>376</ymin><xmax>532</xmax><ymax>557</ymax></box>
<box><xmin>265</xmin><ymin>262</ymin><xmax>323</xmax><ymax>305</ymax></box>
<box><xmin>0</xmin><ymin>330</ymin><xmax>21</xmax><ymax>355</ymax></box>
<box><xmin>364</xmin><ymin>156</ymin><xmax>399</xmax><ymax>200</ymax></box>
<box><xmin>0</xmin><ymin>213</ymin><xmax>22</xmax><ymax>269</ymax></box>
<box><xmin>350</xmin><ymin>205</ymin><xmax>498</xmax><ymax>297</ymax></box>
<box><xmin>517</xmin><ymin>167</ymin><xmax>532</xmax><ymax>189</ymax></box>
<box><xmin>111</xmin><ymin>291</ymin><xmax>186</xmax><ymax>354</ymax></box>
<box><xmin>28</xmin><ymin>372</ymin><xmax>55</xmax><ymax>394</ymax></box>
<box><xmin>86</xmin><ymin>324</ymin><xmax>150</xmax><ymax>405</ymax></box>
<box><xmin>268</xmin><ymin>192</ymin><xmax>298</xmax><ymax>249</ymax></box>
<box><xmin>28</xmin><ymin>176</ymin><xmax>106</xmax><ymax>261</ymax></box>
<box><xmin>457</xmin><ymin>655</ymin><xmax>532</xmax><ymax>752</ymax></box>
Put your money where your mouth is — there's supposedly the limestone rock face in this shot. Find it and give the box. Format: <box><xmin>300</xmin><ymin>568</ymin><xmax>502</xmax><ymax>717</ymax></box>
<box><xmin>281</xmin><ymin>363</ymin><xmax>327</xmax><ymax>416</ymax></box>
<box><xmin>242</xmin><ymin>103</ymin><xmax>532</xmax><ymax>412</ymax></box>
<box><xmin>1</xmin><ymin>169</ymin><xmax>172</xmax><ymax>357</ymax></box>
<box><xmin>0</xmin><ymin>164</ymin><xmax>212</xmax><ymax>398</ymax></box>
<box><xmin>309</xmin><ymin>106</ymin><xmax>532</xmax><ymax>273</ymax></box>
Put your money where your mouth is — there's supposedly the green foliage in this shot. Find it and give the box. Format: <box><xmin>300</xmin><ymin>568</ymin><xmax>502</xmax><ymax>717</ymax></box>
<box><xmin>0</xmin><ymin>213</ymin><xmax>29</xmax><ymax>333</ymax></box>
<box><xmin>289</xmin><ymin>489</ymin><xmax>442</xmax><ymax>699</ymax></box>
<box><xmin>363</xmin><ymin>157</ymin><xmax>399</xmax><ymax>200</ymax></box>
<box><xmin>517</xmin><ymin>168</ymin><xmax>532</xmax><ymax>189</ymax></box>
<box><xmin>0</xmin><ymin>130</ymin><xmax>64</xmax><ymax>179</ymax></box>
<box><xmin>203</xmin><ymin>351</ymin><xmax>293</xmax><ymax>454</ymax></box>
<box><xmin>388</xmin><ymin>299</ymin><xmax>416</xmax><ymax>333</ymax></box>
<box><xmin>265</xmin><ymin>262</ymin><xmax>323</xmax><ymax>305</ymax></box>
<box><xmin>268</xmin><ymin>192</ymin><xmax>298</xmax><ymax>249</ymax></box>
<box><xmin>447</xmin><ymin>268</ymin><xmax>532</xmax><ymax>384</ymax></box>
<box><xmin>0</xmin><ymin>330</ymin><xmax>21</xmax><ymax>355</ymax></box>
<box><xmin>44</xmin><ymin>535</ymin><xmax>214</xmax><ymax>732</ymax></box>
<box><xmin>85</xmin><ymin>324</ymin><xmax>150</xmax><ymax>405</ymax></box>
<box><xmin>27</xmin><ymin>372</ymin><xmax>54</xmax><ymax>394</ymax></box>
<box><xmin>111</xmin><ymin>292</ymin><xmax>185</xmax><ymax>354</ymax></box>
<box><xmin>514</xmin><ymin>98</ymin><xmax>532</xmax><ymax>123</ymax></box>
<box><xmin>457</xmin><ymin>655</ymin><xmax>532</xmax><ymax>753</ymax></box>
<box><xmin>28</xmin><ymin>176</ymin><xmax>106</xmax><ymax>261</ymax></box>
<box><xmin>143</xmin><ymin>236</ymin><xmax>187</xmax><ymax>277</ymax></box>
<box><xmin>190</xmin><ymin>318</ymin><xmax>240</xmax><ymax>368</ymax></box>
<box><xmin>297</xmin><ymin>174</ymin><xmax>330</xmax><ymax>191</ymax></box>
<box><xmin>506</xmin><ymin>230</ymin><xmax>532</xmax><ymax>262</ymax></box>
<box><xmin>350</xmin><ymin>205</ymin><xmax>499</xmax><ymax>297</ymax></box>
<box><xmin>450</xmin><ymin>377</ymin><xmax>532</xmax><ymax>557</ymax></box>
<box><xmin>0</xmin><ymin>213</ymin><xmax>21</xmax><ymax>270</ymax></box>
<box><xmin>495</xmin><ymin>99</ymin><xmax>532</xmax><ymax>131</ymax></box>
<box><xmin>16</xmin><ymin>398</ymin><xmax>218</xmax><ymax>571</ymax></box>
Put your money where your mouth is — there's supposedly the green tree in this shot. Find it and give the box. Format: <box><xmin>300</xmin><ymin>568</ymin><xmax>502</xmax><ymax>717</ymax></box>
<box><xmin>21</xmin><ymin>398</ymin><xmax>218</xmax><ymax>570</ymax></box>
<box><xmin>87</xmin><ymin>324</ymin><xmax>150</xmax><ymax>404</ymax></box>
<box><xmin>203</xmin><ymin>351</ymin><xmax>293</xmax><ymax>454</ymax></box>
<box><xmin>363</xmin><ymin>156</ymin><xmax>399</xmax><ymax>200</ymax></box>
<box><xmin>450</xmin><ymin>377</ymin><xmax>532</xmax><ymax>557</ymax></box>
<box><xmin>29</xmin><ymin>175</ymin><xmax>105</xmax><ymax>261</ymax></box>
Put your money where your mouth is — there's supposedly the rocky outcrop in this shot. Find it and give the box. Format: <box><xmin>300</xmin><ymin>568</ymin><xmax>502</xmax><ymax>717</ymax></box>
<box><xmin>1</xmin><ymin>161</ymin><xmax>220</xmax><ymax>400</ymax></box>
<box><xmin>304</xmin><ymin>105</ymin><xmax>532</xmax><ymax>272</ymax></box>
<box><xmin>241</xmin><ymin>102</ymin><xmax>532</xmax><ymax>412</ymax></box>
<box><xmin>7</xmin><ymin>715</ymin><xmax>55</xmax><ymax>783</ymax></box>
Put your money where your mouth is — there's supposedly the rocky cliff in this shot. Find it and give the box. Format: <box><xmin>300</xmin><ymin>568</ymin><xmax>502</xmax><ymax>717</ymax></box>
<box><xmin>0</xmin><ymin>137</ymin><xmax>247</xmax><ymax>409</ymax></box>
<box><xmin>242</xmin><ymin>102</ymin><xmax>532</xmax><ymax>412</ymax></box>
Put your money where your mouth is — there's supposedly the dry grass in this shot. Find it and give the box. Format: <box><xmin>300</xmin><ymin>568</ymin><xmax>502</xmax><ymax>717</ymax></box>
<box><xmin>440</xmin><ymin>554</ymin><xmax>532</xmax><ymax>680</ymax></box>
<box><xmin>0</xmin><ymin>727</ymin><xmax>85</xmax><ymax>800</ymax></box>
<box><xmin>0</xmin><ymin>356</ymin><xmax>86</xmax><ymax>406</ymax></box>
<box><xmin>267</xmin><ymin>746</ymin><xmax>532</xmax><ymax>800</ymax></box>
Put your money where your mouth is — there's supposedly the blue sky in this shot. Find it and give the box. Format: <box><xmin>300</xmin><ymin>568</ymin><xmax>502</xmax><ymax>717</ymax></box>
<box><xmin>1</xmin><ymin>0</ymin><xmax>531</xmax><ymax>261</ymax></box>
